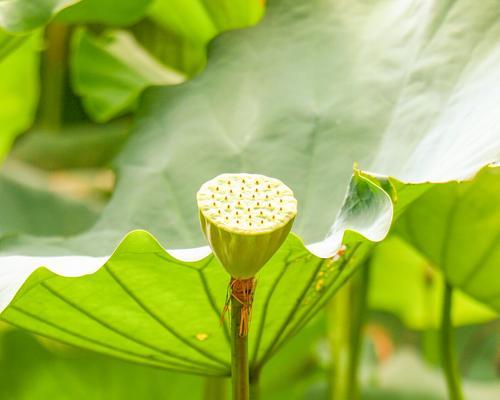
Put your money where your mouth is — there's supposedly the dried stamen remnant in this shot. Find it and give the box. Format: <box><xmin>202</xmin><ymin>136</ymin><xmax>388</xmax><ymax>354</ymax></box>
<box><xmin>222</xmin><ymin>277</ymin><xmax>256</xmax><ymax>337</ymax></box>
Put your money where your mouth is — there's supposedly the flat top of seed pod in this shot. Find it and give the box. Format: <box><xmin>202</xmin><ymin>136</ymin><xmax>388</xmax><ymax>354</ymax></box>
<box><xmin>197</xmin><ymin>173</ymin><xmax>297</xmax><ymax>235</ymax></box>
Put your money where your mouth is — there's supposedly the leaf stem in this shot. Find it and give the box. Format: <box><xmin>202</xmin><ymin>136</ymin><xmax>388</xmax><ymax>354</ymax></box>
<box><xmin>440</xmin><ymin>282</ymin><xmax>464</xmax><ymax>400</ymax></box>
<box><xmin>38</xmin><ymin>22</ymin><xmax>70</xmax><ymax>132</ymax></box>
<box><xmin>327</xmin><ymin>261</ymin><xmax>370</xmax><ymax>400</ymax></box>
<box><xmin>231</xmin><ymin>295</ymin><xmax>250</xmax><ymax>400</ymax></box>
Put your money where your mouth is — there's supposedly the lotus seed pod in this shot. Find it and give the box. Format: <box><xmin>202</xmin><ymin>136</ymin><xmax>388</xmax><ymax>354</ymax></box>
<box><xmin>197</xmin><ymin>173</ymin><xmax>297</xmax><ymax>279</ymax></box>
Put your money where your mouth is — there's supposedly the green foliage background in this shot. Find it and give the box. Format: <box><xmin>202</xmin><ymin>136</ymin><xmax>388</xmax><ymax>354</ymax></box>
<box><xmin>0</xmin><ymin>0</ymin><xmax>498</xmax><ymax>398</ymax></box>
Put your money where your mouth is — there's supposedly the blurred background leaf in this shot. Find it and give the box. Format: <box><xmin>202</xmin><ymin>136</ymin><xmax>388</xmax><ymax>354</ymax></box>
<box><xmin>395</xmin><ymin>167</ymin><xmax>500</xmax><ymax>312</ymax></box>
<box><xmin>70</xmin><ymin>28</ymin><xmax>185</xmax><ymax>122</ymax></box>
<box><xmin>369</xmin><ymin>235</ymin><xmax>497</xmax><ymax>330</ymax></box>
<box><xmin>56</xmin><ymin>0</ymin><xmax>152</xmax><ymax>26</ymax></box>
<box><xmin>0</xmin><ymin>175</ymin><xmax>98</xmax><ymax>237</ymax></box>
<box><xmin>0</xmin><ymin>326</ymin><xmax>204</xmax><ymax>400</ymax></box>
<box><xmin>0</xmin><ymin>35</ymin><xmax>39</xmax><ymax>162</ymax></box>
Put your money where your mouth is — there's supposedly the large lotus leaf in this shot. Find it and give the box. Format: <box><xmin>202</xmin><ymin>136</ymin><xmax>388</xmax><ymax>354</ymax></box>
<box><xmin>70</xmin><ymin>28</ymin><xmax>185</xmax><ymax>122</ymax></box>
<box><xmin>1</xmin><ymin>230</ymin><xmax>373</xmax><ymax>376</ymax></box>
<box><xmin>395</xmin><ymin>166</ymin><xmax>500</xmax><ymax>312</ymax></box>
<box><xmin>0</xmin><ymin>35</ymin><xmax>39</xmax><ymax>162</ymax></box>
<box><xmin>369</xmin><ymin>235</ymin><xmax>497</xmax><ymax>329</ymax></box>
<box><xmin>1</xmin><ymin>0</ymin><xmax>500</xmax><ymax>375</ymax></box>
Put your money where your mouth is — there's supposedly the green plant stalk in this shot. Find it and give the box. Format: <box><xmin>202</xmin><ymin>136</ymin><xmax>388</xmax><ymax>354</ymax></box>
<box><xmin>38</xmin><ymin>22</ymin><xmax>69</xmax><ymax>132</ymax></box>
<box><xmin>231</xmin><ymin>296</ymin><xmax>250</xmax><ymax>400</ymax></box>
<box><xmin>203</xmin><ymin>377</ymin><xmax>227</xmax><ymax>400</ymax></box>
<box><xmin>422</xmin><ymin>267</ymin><xmax>440</xmax><ymax>365</ymax></box>
<box><xmin>440</xmin><ymin>282</ymin><xmax>464</xmax><ymax>400</ymax></box>
<box><xmin>327</xmin><ymin>263</ymin><xmax>370</xmax><ymax>400</ymax></box>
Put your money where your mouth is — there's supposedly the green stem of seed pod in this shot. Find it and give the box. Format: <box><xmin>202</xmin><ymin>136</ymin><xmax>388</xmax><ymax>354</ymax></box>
<box><xmin>440</xmin><ymin>282</ymin><xmax>464</xmax><ymax>400</ymax></box>
<box><xmin>231</xmin><ymin>295</ymin><xmax>250</xmax><ymax>400</ymax></box>
<box><xmin>327</xmin><ymin>261</ymin><xmax>370</xmax><ymax>400</ymax></box>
